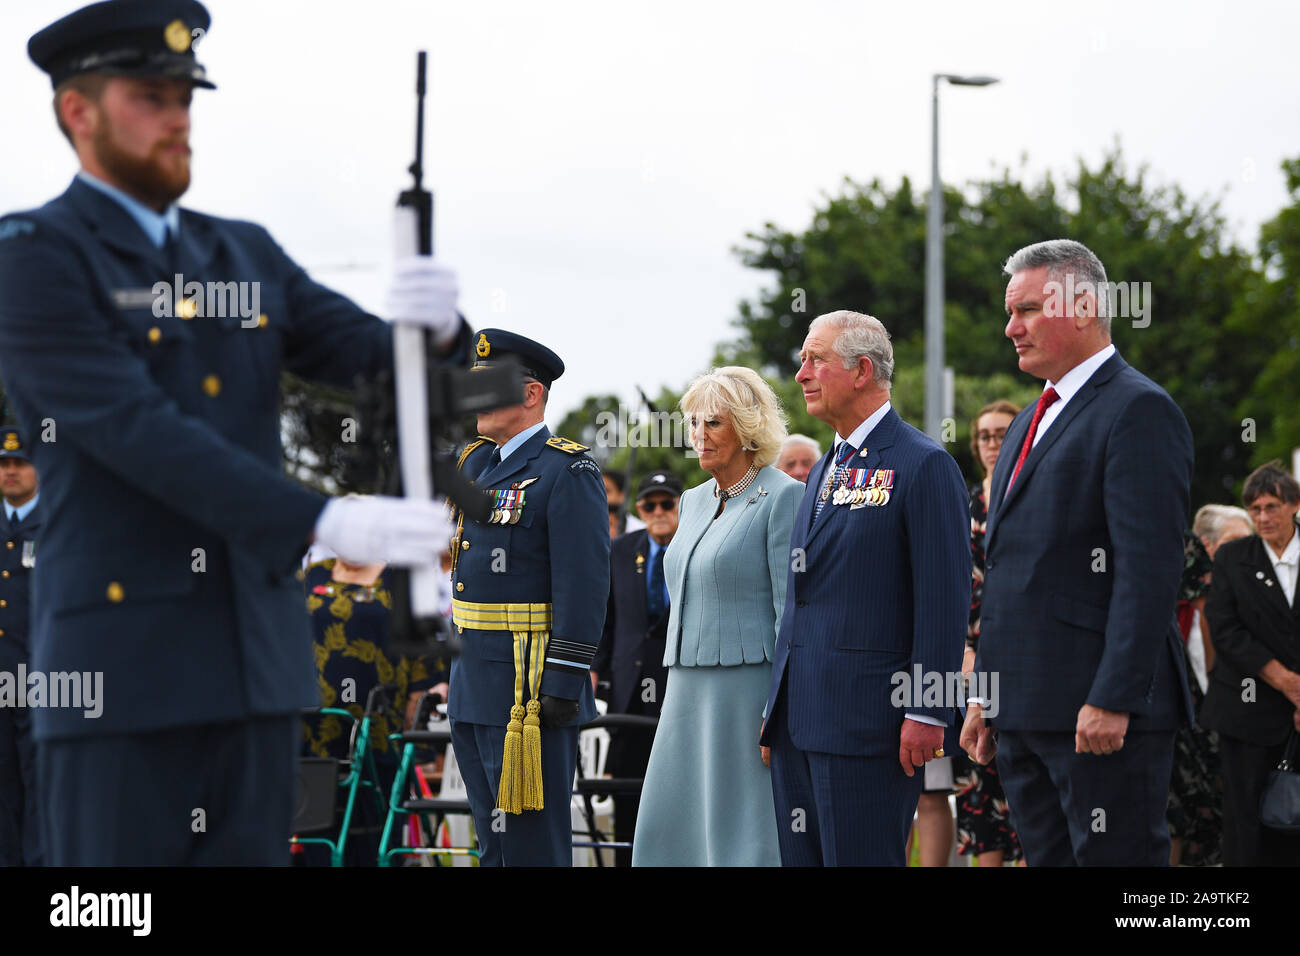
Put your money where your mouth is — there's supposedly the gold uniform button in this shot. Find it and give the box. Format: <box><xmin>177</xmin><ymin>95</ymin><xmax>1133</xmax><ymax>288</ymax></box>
<box><xmin>106</xmin><ymin>582</ymin><xmax>125</xmax><ymax>603</ymax></box>
<box><xmin>202</xmin><ymin>374</ymin><xmax>222</xmax><ymax>397</ymax></box>
<box><xmin>1</xmin><ymin>570</ymin><xmax>8</xmax><ymax>578</ymax></box>
<box><xmin>147</xmin><ymin>326</ymin><xmax>162</xmax><ymax>344</ymax></box>
<box><xmin>461</xmin><ymin>540</ymin><xmax>470</xmax><ymax>550</ymax></box>
<box><xmin>0</xmin><ymin>629</ymin><xmax>4</xmax><ymax>637</ymax></box>
<box><xmin>0</xmin><ymin>600</ymin><xmax>6</xmax><ymax>608</ymax></box>
<box><xmin>455</xmin><ymin>582</ymin><xmax>464</xmax><ymax>592</ymax></box>
<box><xmin>257</xmin><ymin>314</ymin><xmax>269</xmax><ymax>328</ymax></box>
<box><xmin>5</xmin><ymin>541</ymin><xmax>12</xmax><ymax>550</ymax></box>
<box><xmin>178</xmin><ymin>297</ymin><xmax>198</xmax><ymax>320</ymax></box>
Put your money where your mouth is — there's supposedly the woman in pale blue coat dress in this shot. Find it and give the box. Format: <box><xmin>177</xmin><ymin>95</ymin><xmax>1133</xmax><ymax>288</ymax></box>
<box><xmin>632</xmin><ymin>367</ymin><xmax>803</xmax><ymax>866</ymax></box>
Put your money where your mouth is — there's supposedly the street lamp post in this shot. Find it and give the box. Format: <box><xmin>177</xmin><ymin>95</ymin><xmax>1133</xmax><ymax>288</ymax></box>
<box><xmin>924</xmin><ymin>73</ymin><xmax>999</xmax><ymax>441</ymax></box>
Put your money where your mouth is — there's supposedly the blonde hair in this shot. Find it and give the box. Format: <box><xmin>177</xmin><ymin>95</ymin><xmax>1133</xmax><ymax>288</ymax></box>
<box><xmin>679</xmin><ymin>366</ymin><xmax>789</xmax><ymax>470</ymax></box>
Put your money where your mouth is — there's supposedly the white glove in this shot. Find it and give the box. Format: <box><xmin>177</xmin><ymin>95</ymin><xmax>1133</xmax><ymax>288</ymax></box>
<box><xmin>384</xmin><ymin>255</ymin><xmax>461</xmax><ymax>347</ymax></box>
<box><xmin>314</xmin><ymin>495</ymin><xmax>452</xmax><ymax>567</ymax></box>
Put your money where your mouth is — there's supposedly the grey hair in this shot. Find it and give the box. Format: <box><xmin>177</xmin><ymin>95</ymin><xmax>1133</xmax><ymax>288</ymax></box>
<box><xmin>1192</xmin><ymin>504</ymin><xmax>1254</xmax><ymax>546</ymax></box>
<box><xmin>1003</xmin><ymin>239</ymin><xmax>1111</xmax><ymax>334</ymax></box>
<box><xmin>808</xmin><ymin>310</ymin><xmax>894</xmax><ymax>388</ymax></box>
<box><xmin>780</xmin><ymin>434</ymin><xmax>822</xmax><ymax>457</ymax></box>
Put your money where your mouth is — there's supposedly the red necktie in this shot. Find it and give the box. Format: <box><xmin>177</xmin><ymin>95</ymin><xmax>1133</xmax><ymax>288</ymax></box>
<box><xmin>1006</xmin><ymin>386</ymin><xmax>1059</xmax><ymax>491</ymax></box>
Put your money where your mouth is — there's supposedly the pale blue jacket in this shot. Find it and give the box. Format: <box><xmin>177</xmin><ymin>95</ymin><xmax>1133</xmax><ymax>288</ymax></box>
<box><xmin>662</xmin><ymin>465</ymin><xmax>803</xmax><ymax>667</ymax></box>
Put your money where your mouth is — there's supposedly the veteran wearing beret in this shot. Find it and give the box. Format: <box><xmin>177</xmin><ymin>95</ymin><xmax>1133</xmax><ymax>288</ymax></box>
<box><xmin>0</xmin><ymin>428</ymin><xmax>42</xmax><ymax>866</ymax></box>
<box><xmin>0</xmin><ymin>0</ymin><xmax>474</xmax><ymax>865</ymax></box>
<box><xmin>448</xmin><ymin>329</ymin><xmax>609</xmax><ymax>866</ymax></box>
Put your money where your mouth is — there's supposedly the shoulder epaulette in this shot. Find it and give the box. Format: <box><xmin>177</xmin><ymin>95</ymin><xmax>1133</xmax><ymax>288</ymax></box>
<box><xmin>545</xmin><ymin>436</ymin><xmax>590</xmax><ymax>455</ymax></box>
<box><xmin>457</xmin><ymin>436</ymin><xmax>493</xmax><ymax>469</ymax></box>
<box><xmin>0</xmin><ymin>218</ymin><xmax>37</xmax><ymax>243</ymax></box>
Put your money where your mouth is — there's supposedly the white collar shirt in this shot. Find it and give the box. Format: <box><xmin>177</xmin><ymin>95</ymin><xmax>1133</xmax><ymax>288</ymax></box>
<box><xmin>1264</xmin><ymin>526</ymin><xmax>1300</xmax><ymax>607</ymax></box>
<box><xmin>1030</xmin><ymin>343</ymin><xmax>1116</xmax><ymax>449</ymax></box>
<box><xmin>836</xmin><ymin>401</ymin><xmax>893</xmax><ymax>457</ymax></box>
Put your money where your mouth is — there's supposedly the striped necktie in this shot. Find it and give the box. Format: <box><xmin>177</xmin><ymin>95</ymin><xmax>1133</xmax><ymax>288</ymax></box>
<box><xmin>1006</xmin><ymin>387</ymin><xmax>1059</xmax><ymax>492</ymax></box>
<box><xmin>477</xmin><ymin>446</ymin><xmax>502</xmax><ymax>482</ymax></box>
<box><xmin>813</xmin><ymin>441</ymin><xmax>857</xmax><ymax>521</ymax></box>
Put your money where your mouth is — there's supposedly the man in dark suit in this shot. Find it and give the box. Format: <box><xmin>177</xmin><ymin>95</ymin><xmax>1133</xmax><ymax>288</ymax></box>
<box><xmin>961</xmin><ymin>239</ymin><xmax>1194</xmax><ymax>866</ymax></box>
<box><xmin>592</xmin><ymin>471</ymin><xmax>680</xmax><ymax>865</ymax></box>
<box><xmin>0</xmin><ymin>428</ymin><xmax>41</xmax><ymax>866</ymax></box>
<box><xmin>0</xmin><ymin>0</ymin><xmax>469</xmax><ymax>864</ymax></box>
<box><xmin>761</xmin><ymin>310</ymin><xmax>970</xmax><ymax>866</ymax></box>
<box><xmin>1200</xmin><ymin>462</ymin><xmax>1300</xmax><ymax>865</ymax></box>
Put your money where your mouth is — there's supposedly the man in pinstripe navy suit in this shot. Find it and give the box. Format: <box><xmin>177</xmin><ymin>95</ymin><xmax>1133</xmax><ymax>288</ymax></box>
<box><xmin>761</xmin><ymin>310</ymin><xmax>970</xmax><ymax>866</ymax></box>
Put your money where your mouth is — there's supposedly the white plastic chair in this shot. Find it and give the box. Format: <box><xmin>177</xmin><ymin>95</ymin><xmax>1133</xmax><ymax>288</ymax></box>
<box><xmin>571</xmin><ymin>698</ymin><xmax>613</xmax><ymax>865</ymax></box>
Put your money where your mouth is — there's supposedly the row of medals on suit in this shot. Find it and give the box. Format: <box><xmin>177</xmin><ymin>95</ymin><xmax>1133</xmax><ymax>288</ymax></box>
<box><xmin>826</xmin><ymin>467</ymin><xmax>896</xmax><ymax>507</ymax></box>
<box><xmin>487</xmin><ymin>487</ymin><xmax>527</xmax><ymax>525</ymax></box>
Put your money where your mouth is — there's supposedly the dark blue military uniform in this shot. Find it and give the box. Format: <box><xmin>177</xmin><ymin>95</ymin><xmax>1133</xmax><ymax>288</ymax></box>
<box><xmin>0</xmin><ymin>0</ymin><xmax>471</xmax><ymax>865</ymax></box>
<box><xmin>0</xmin><ymin>429</ymin><xmax>41</xmax><ymax>866</ymax></box>
<box><xmin>448</xmin><ymin>330</ymin><xmax>609</xmax><ymax>866</ymax></box>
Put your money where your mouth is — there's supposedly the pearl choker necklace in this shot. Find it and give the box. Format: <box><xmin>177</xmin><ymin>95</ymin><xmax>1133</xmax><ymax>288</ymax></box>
<box><xmin>714</xmin><ymin>464</ymin><xmax>759</xmax><ymax>500</ymax></box>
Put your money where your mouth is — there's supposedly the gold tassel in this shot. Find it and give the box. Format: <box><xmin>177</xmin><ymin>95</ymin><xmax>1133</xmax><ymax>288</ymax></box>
<box><xmin>497</xmin><ymin>631</ymin><xmax>529</xmax><ymax>814</ymax></box>
<box><xmin>522</xmin><ymin>698</ymin><xmax>544</xmax><ymax>810</ymax></box>
<box><xmin>497</xmin><ymin>702</ymin><xmax>526</xmax><ymax>813</ymax></box>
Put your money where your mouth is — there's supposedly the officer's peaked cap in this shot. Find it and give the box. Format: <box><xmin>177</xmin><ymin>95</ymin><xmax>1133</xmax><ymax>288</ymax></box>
<box><xmin>29</xmin><ymin>0</ymin><xmax>216</xmax><ymax>90</ymax></box>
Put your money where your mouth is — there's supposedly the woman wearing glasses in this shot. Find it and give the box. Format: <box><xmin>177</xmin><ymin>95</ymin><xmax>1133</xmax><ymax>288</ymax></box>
<box><xmin>632</xmin><ymin>367</ymin><xmax>802</xmax><ymax>866</ymax></box>
<box><xmin>954</xmin><ymin>399</ymin><xmax>1024</xmax><ymax>867</ymax></box>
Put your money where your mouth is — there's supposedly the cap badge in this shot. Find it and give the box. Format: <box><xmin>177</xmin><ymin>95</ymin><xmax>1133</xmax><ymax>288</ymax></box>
<box><xmin>164</xmin><ymin>20</ymin><xmax>192</xmax><ymax>53</ymax></box>
<box><xmin>476</xmin><ymin>333</ymin><xmax>491</xmax><ymax>358</ymax></box>
<box><xmin>2</xmin><ymin>434</ymin><xmax>17</xmax><ymax>451</ymax></box>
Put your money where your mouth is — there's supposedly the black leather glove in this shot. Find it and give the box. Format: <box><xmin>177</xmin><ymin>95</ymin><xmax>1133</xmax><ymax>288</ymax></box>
<box><xmin>539</xmin><ymin>694</ymin><xmax>581</xmax><ymax>729</ymax></box>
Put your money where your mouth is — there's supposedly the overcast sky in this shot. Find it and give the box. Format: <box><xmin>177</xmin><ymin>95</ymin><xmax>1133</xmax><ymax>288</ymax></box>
<box><xmin>3</xmin><ymin>0</ymin><xmax>1297</xmax><ymax>430</ymax></box>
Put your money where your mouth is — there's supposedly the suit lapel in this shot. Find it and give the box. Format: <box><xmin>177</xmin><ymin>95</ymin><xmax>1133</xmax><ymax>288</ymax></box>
<box><xmin>632</xmin><ymin>531</ymin><xmax>651</xmax><ymax>624</ymax></box>
<box><xmin>177</xmin><ymin>210</ymin><xmax>220</xmax><ymax>273</ymax></box>
<box><xmin>65</xmin><ymin>178</ymin><xmax>171</xmax><ymax>275</ymax></box>
<box><xmin>788</xmin><ymin>455</ymin><xmax>823</xmax><ymax>555</ymax></box>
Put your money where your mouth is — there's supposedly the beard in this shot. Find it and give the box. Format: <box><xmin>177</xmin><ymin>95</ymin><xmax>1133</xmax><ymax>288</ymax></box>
<box><xmin>92</xmin><ymin>120</ymin><xmax>191</xmax><ymax>208</ymax></box>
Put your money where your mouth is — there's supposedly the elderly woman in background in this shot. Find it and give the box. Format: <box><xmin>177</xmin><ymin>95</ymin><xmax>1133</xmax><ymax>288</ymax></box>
<box><xmin>632</xmin><ymin>367</ymin><xmax>803</xmax><ymax>866</ymax></box>
<box><xmin>1199</xmin><ymin>462</ymin><xmax>1300</xmax><ymax>866</ymax></box>
<box><xmin>1184</xmin><ymin>505</ymin><xmax>1254</xmax><ymax>688</ymax></box>
<box><xmin>955</xmin><ymin>399</ymin><xmax>1023</xmax><ymax>867</ymax></box>
<box><xmin>1165</xmin><ymin>504</ymin><xmax>1252</xmax><ymax>866</ymax></box>
<box><xmin>775</xmin><ymin>434</ymin><xmax>821</xmax><ymax>483</ymax></box>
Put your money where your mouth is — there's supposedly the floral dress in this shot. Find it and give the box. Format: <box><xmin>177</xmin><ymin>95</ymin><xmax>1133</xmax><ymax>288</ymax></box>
<box><xmin>955</xmin><ymin>486</ymin><xmax>1023</xmax><ymax>861</ymax></box>
<box><xmin>297</xmin><ymin>560</ymin><xmax>448</xmax><ymax>865</ymax></box>
<box><xmin>300</xmin><ymin>559</ymin><xmax>447</xmax><ymax>764</ymax></box>
<box><xmin>1166</xmin><ymin>530</ymin><xmax>1222</xmax><ymax>866</ymax></box>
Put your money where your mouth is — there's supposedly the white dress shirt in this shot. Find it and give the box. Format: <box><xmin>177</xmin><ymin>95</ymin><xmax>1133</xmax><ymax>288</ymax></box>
<box><xmin>835</xmin><ymin>401</ymin><xmax>893</xmax><ymax>457</ymax></box>
<box><xmin>1029</xmin><ymin>343</ymin><xmax>1117</xmax><ymax>450</ymax></box>
<box><xmin>1264</xmin><ymin>527</ymin><xmax>1299</xmax><ymax>607</ymax></box>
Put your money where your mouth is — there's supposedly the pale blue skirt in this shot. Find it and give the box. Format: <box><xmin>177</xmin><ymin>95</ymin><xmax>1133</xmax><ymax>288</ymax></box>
<box><xmin>631</xmin><ymin>662</ymin><xmax>780</xmax><ymax>866</ymax></box>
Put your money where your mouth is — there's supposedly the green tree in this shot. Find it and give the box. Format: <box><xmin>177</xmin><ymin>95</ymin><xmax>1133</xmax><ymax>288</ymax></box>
<box><xmin>726</xmin><ymin>148</ymin><xmax>1257</xmax><ymax>503</ymax></box>
<box><xmin>1227</xmin><ymin>156</ymin><xmax>1300</xmax><ymax>487</ymax></box>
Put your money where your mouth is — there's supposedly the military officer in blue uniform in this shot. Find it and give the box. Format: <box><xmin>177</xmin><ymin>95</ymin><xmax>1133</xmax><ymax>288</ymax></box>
<box><xmin>0</xmin><ymin>428</ymin><xmax>42</xmax><ymax>866</ymax></box>
<box><xmin>449</xmin><ymin>329</ymin><xmax>609</xmax><ymax>866</ymax></box>
<box><xmin>0</xmin><ymin>0</ymin><xmax>471</xmax><ymax>865</ymax></box>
